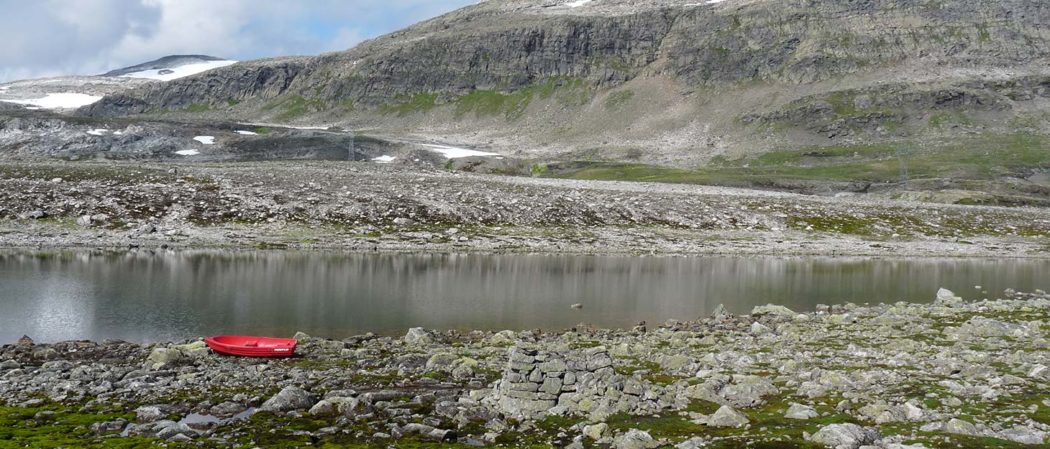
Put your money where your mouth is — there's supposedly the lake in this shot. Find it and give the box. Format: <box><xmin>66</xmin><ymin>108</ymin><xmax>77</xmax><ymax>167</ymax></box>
<box><xmin>1</xmin><ymin>251</ymin><xmax>1047</xmax><ymax>343</ymax></box>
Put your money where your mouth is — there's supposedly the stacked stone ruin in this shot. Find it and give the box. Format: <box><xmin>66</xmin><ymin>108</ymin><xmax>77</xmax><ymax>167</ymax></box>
<box><xmin>492</xmin><ymin>345</ymin><xmax>669</xmax><ymax>420</ymax></box>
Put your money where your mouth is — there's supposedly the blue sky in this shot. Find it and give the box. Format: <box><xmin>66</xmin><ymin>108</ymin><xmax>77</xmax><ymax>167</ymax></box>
<box><xmin>0</xmin><ymin>0</ymin><xmax>478</xmax><ymax>82</ymax></box>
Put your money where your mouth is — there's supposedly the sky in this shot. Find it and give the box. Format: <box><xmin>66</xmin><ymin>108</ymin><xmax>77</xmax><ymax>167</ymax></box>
<box><xmin>0</xmin><ymin>0</ymin><xmax>479</xmax><ymax>83</ymax></box>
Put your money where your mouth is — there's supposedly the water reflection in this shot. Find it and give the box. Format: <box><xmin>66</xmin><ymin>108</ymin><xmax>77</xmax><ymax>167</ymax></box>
<box><xmin>0</xmin><ymin>251</ymin><xmax>1047</xmax><ymax>343</ymax></box>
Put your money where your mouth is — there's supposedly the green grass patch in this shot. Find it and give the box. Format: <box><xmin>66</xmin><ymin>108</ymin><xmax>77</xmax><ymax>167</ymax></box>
<box><xmin>453</xmin><ymin>77</ymin><xmax>590</xmax><ymax>120</ymax></box>
<box><xmin>0</xmin><ymin>405</ymin><xmax>160</xmax><ymax>449</ymax></box>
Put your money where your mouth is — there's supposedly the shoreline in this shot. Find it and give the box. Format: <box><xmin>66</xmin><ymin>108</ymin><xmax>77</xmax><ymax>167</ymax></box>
<box><xmin>1</xmin><ymin>223</ymin><xmax>1048</xmax><ymax>260</ymax></box>
<box><xmin>0</xmin><ymin>160</ymin><xmax>1047</xmax><ymax>261</ymax></box>
<box><xmin>2</xmin><ymin>289</ymin><xmax>1048</xmax><ymax>448</ymax></box>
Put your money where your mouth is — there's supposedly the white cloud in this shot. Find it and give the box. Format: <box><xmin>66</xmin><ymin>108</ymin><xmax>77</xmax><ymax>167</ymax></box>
<box><xmin>0</xmin><ymin>0</ymin><xmax>478</xmax><ymax>82</ymax></box>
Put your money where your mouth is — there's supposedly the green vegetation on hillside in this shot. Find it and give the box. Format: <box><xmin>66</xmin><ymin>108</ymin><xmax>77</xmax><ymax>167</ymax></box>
<box><xmin>379</xmin><ymin>92</ymin><xmax>439</xmax><ymax>117</ymax></box>
<box><xmin>557</xmin><ymin>133</ymin><xmax>1050</xmax><ymax>186</ymax></box>
<box><xmin>262</xmin><ymin>96</ymin><xmax>327</xmax><ymax>121</ymax></box>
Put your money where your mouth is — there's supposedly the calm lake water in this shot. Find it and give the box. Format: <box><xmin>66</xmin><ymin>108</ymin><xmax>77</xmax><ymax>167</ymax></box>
<box><xmin>1</xmin><ymin>252</ymin><xmax>1048</xmax><ymax>343</ymax></box>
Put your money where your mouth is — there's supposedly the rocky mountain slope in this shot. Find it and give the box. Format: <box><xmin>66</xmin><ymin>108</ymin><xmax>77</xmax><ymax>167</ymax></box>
<box><xmin>14</xmin><ymin>0</ymin><xmax>1050</xmax><ymax>202</ymax></box>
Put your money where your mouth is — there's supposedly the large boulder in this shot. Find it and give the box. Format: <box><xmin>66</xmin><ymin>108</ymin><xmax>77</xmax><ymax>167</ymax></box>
<box><xmin>260</xmin><ymin>386</ymin><xmax>317</xmax><ymax>413</ymax></box>
<box><xmin>720</xmin><ymin>375</ymin><xmax>779</xmax><ymax>408</ymax></box>
<box><xmin>612</xmin><ymin>429</ymin><xmax>659</xmax><ymax>449</ymax></box>
<box><xmin>308</xmin><ymin>397</ymin><xmax>360</xmax><ymax>417</ymax></box>
<box><xmin>944</xmin><ymin>418</ymin><xmax>978</xmax><ymax>436</ymax></box>
<box><xmin>934</xmin><ymin>288</ymin><xmax>963</xmax><ymax>306</ymax></box>
<box><xmin>751</xmin><ymin>304</ymin><xmax>796</xmax><ymax>318</ymax></box>
<box><xmin>404</xmin><ymin>327</ymin><xmax>434</xmax><ymax>345</ymax></box>
<box><xmin>144</xmin><ymin>348</ymin><xmax>185</xmax><ymax>370</ymax></box>
<box><xmin>784</xmin><ymin>403</ymin><xmax>818</xmax><ymax>420</ymax></box>
<box><xmin>702</xmin><ymin>405</ymin><xmax>749</xmax><ymax>428</ymax></box>
<box><xmin>808</xmin><ymin>423</ymin><xmax>880</xmax><ymax>449</ymax></box>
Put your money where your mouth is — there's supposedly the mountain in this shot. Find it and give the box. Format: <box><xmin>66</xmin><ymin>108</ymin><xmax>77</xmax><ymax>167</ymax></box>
<box><xmin>0</xmin><ymin>55</ymin><xmax>235</xmax><ymax>111</ymax></box>
<box><xmin>64</xmin><ymin>0</ymin><xmax>1050</xmax><ymax>202</ymax></box>
<box><xmin>102</xmin><ymin>55</ymin><xmax>237</xmax><ymax>81</ymax></box>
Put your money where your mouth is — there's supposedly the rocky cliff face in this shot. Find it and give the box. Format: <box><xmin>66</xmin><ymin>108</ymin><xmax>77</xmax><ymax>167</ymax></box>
<box><xmin>83</xmin><ymin>0</ymin><xmax>1050</xmax><ymax>177</ymax></box>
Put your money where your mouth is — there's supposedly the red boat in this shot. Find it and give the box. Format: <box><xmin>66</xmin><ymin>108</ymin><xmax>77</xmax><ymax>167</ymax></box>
<box><xmin>204</xmin><ymin>335</ymin><xmax>297</xmax><ymax>358</ymax></box>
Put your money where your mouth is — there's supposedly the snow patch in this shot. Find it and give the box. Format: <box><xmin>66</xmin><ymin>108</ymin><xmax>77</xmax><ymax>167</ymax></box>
<box><xmin>235</xmin><ymin>130</ymin><xmax>258</xmax><ymax>136</ymax></box>
<box><xmin>193</xmin><ymin>136</ymin><xmax>215</xmax><ymax>145</ymax></box>
<box><xmin>175</xmin><ymin>150</ymin><xmax>200</xmax><ymax>156</ymax></box>
<box><xmin>0</xmin><ymin>93</ymin><xmax>102</xmax><ymax>109</ymax></box>
<box><xmin>86</xmin><ymin>129</ymin><xmax>108</xmax><ymax>136</ymax></box>
<box><xmin>566</xmin><ymin>0</ymin><xmax>593</xmax><ymax>7</ymax></box>
<box><xmin>421</xmin><ymin>144</ymin><xmax>499</xmax><ymax>159</ymax></box>
<box><xmin>373</xmin><ymin>155</ymin><xmax>396</xmax><ymax>163</ymax></box>
<box><xmin>120</xmin><ymin>60</ymin><xmax>237</xmax><ymax>82</ymax></box>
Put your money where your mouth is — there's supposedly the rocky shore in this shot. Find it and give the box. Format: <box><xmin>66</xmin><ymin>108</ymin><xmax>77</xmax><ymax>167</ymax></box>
<box><xmin>2</xmin><ymin>288</ymin><xmax>1048</xmax><ymax>448</ymax></box>
<box><xmin>1</xmin><ymin>160</ymin><xmax>1049</xmax><ymax>258</ymax></box>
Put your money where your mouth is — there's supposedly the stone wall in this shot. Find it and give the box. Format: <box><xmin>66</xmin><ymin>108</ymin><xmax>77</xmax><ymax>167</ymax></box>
<box><xmin>492</xmin><ymin>345</ymin><xmax>671</xmax><ymax>421</ymax></box>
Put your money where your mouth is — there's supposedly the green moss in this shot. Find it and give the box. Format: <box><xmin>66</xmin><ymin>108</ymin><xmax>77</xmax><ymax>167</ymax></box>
<box><xmin>0</xmin><ymin>405</ymin><xmax>165</xmax><ymax>449</ymax></box>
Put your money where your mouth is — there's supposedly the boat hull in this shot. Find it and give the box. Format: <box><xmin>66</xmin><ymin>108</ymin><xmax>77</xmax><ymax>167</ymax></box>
<box><xmin>204</xmin><ymin>335</ymin><xmax>297</xmax><ymax>358</ymax></box>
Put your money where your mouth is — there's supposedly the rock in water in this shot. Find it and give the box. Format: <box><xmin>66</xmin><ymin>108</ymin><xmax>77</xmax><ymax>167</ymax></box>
<box><xmin>711</xmin><ymin>304</ymin><xmax>729</xmax><ymax>318</ymax></box>
<box><xmin>751</xmin><ymin>304</ymin><xmax>796</xmax><ymax>317</ymax></box>
<box><xmin>260</xmin><ymin>386</ymin><xmax>317</xmax><ymax>412</ymax></box>
<box><xmin>16</xmin><ymin>335</ymin><xmax>34</xmax><ymax>346</ymax></box>
<box><xmin>808</xmin><ymin>423</ymin><xmax>880</xmax><ymax>449</ymax></box>
<box><xmin>934</xmin><ymin>288</ymin><xmax>963</xmax><ymax>306</ymax></box>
